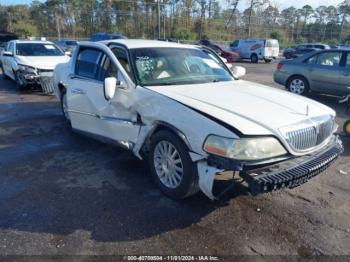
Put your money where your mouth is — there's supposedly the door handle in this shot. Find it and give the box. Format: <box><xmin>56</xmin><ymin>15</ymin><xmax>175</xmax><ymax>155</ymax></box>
<box><xmin>72</xmin><ymin>88</ymin><xmax>86</xmax><ymax>95</ymax></box>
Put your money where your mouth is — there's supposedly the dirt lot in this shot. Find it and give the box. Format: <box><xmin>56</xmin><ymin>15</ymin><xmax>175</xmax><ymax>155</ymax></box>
<box><xmin>0</xmin><ymin>61</ymin><xmax>349</xmax><ymax>257</ymax></box>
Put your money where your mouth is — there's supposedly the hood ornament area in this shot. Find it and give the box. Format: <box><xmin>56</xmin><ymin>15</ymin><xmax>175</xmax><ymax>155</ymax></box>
<box><xmin>290</xmin><ymin>104</ymin><xmax>310</xmax><ymax>116</ymax></box>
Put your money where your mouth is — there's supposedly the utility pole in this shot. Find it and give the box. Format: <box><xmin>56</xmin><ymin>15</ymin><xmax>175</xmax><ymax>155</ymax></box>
<box><xmin>157</xmin><ymin>0</ymin><xmax>162</xmax><ymax>39</ymax></box>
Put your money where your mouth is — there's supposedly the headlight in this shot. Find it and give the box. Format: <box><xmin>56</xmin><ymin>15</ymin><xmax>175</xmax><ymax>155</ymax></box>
<box><xmin>18</xmin><ymin>64</ymin><xmax>36</xmax><ymax>73</ymax></box>
<box><xmin>203</xmin><ymin>135</ymin><xmax>287</xmax><ymax>160</ymax></box>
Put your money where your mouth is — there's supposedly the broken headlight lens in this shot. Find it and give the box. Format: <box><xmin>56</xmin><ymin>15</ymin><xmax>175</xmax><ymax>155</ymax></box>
<box><xmin>18</xmin><ymin>64</ymin><xmax>36</xmax><ymax>73</ymax></box>
<box><xmin>203</xmin><ymin>135</ymin><xmax>287</xmax><ymax>160</ymax></box>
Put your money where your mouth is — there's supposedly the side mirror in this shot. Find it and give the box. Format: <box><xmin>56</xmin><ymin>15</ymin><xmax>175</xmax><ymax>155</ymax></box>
<box><xmin>231</xmin><ymin>66</ymin><xmax>246</xmax><ymax>79</ymax></box>
<box><xmin>65</xmin><ymin>51</ymin><xmax>72</xmax><ymax>56</ymax></box>
<box><xmin>104</xmin><ymin>77</ymin><xmax>117</xmax><ymax>100</ymax></box>
<box><xmin>3</xmin><ymin>51</ymin><xmax>13</xmax><ymax>57</ymax></box>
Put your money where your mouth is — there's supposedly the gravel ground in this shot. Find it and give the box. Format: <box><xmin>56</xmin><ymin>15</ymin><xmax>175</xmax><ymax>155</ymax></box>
<box><xmin>0</xmin><ymin>62</ymin><xmax>349</xmax><ymax>257</ymax></box>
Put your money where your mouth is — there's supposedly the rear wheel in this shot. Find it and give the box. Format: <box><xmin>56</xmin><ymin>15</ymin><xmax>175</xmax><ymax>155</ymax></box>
<box><xmin>287</xmin><ymin>76</ymin><xmax>309</xmax><ymax>95</ymax></box>
<box><xmin>251</xmin><ymin>54</ymin><xmax>258</xmax><ymax>63</ymax></box>
<box><xmin>149</xmin><ymin>130</ymin><xmax>199</xmax><ymax>199</ymax></box>
<box><xmin>264</xmin><ymin>58</ymin><xmax>272</xmax><ymax>63</ymax></box>
<box><xmin>344</xmin><ymin>120</ymin><xmax>350</xmax><ymax>136</ymax></box>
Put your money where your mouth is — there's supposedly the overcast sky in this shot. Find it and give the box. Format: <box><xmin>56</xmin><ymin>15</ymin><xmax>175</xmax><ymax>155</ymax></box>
<box><xmin>0</xmin><ymin>0</ymin><xmax>345</xmax><ymax>9</ymax></box>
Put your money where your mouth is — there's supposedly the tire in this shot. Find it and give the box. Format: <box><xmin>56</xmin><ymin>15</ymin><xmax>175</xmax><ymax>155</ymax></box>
<box><xmin>251</xmin><ymin>54</ymin><xmax>258</xmax><ymax>63</ymax></box>
<box><xmin>14</xmin><ymin>70</ymin><xmax>27</xmax><ymax>91</ymax></box>
<box><xmin>60</xmin><ymin>90</ymin><xmax>71</xmax><ymax>128</ymax></box>
<box><xmin>344</xmin><ymin>120</ymin><xmax>350</xmax><ymax>136</ymax></box>
<box><xmin>287</xmin><ymin>76</ymin><xmax>309</xmax><ymax>95</ymax></box>
<box><xmin>264</xmin><ymin>58</ymin><xmax>272</xmax><ymax>63</ymax></box>
<box><xmin>1</xmin><ymin>65</ymin><xmax>10</xmax><ymax>80</ymax></box>
<box><xmin>148</xmin><ymin>130</ymin><xmax>199</xmax><ymax>199</ymax></box>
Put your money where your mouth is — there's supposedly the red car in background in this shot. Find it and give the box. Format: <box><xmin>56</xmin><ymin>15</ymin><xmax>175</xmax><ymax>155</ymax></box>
<box><xmin>198</xmin><ymin>39</ymin><xmax>240</xmax><ymax>63</ymax></box>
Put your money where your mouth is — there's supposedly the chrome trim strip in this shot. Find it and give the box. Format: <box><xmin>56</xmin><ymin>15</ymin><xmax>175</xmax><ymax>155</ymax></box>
<box><xmin>67</xmin><ymin>110</ymin><xmax>137</xmax><ymax>125</ymax></box>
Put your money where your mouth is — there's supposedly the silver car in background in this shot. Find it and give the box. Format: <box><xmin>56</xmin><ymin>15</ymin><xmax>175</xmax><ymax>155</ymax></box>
<box><xmin>274</xmin><ymin>50</ymin><xmax>350</xmax><ymax>96</ymax></box>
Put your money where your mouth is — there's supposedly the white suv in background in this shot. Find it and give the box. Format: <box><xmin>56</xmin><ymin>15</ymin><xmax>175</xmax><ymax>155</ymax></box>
<box><xmin>53</xmin><ymin>40</ymin><xmax>342</xmax><ymax>200</ymax></box>
<box><xmin>0</xmin><ymin>40</ymin><xmax>70</xmax><ymax>93</ymax></box>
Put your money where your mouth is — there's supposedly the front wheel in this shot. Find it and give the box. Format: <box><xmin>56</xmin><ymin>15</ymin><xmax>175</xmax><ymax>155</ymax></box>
<box><xmin>287</xmin><ymin>76</ymin><xmax>309</xmax><ymax>95</ymax></box>
<box><xmin>60</xmin><ymin>90</ymin><xmax>71</xmax><ymax>127</ymax></box>
<box><xmin>14</xmin><ymin>70</ymin><xmax>27</xmax><ymax>91</ymax></box>
<box><xmin>344</xmin><ymin>120</ymin><xmax>350</xmax><ymax>136</ymax></box>
<box><xmin>149</xmin><ymin>130</ymin><xmax>199</xmax><ymax>199</ymax></box>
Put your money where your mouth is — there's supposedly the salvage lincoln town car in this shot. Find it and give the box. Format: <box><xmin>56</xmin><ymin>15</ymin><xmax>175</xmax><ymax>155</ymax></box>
<box><xmin>53</xmin><ymin>40</ymin><xmax>343</xmax><ymax>200</ymax></box>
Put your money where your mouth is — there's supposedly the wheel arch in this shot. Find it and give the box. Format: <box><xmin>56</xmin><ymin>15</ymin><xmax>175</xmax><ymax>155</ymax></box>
<box><xmin>140</xmin><ymin>121</ymin><xmax>193</xmax><ymax>155</ymax></box>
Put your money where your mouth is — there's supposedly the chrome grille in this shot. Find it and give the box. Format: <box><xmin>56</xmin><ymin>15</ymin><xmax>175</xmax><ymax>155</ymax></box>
<box><xmin>281</xmin><ymin>116</ymin><xmax>334</xmax><ymax>151</ymax></box>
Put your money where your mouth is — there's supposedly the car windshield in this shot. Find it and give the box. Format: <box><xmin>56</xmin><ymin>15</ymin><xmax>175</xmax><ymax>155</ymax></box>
<box><xmin>130</xmin><ymin>47</ymin><xmax>233</xmax><ymax>86</ymax></box>
<box><xmin>16</xmin><ymin>43</ymin><xmax>64</xmax><ymax>56</ymax></box>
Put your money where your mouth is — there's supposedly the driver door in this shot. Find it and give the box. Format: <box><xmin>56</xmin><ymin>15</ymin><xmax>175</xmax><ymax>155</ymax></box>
<box><xmin>66</xmin><ymin>46</ymin><xmax>140</xmax><ymax>144</ymax></box>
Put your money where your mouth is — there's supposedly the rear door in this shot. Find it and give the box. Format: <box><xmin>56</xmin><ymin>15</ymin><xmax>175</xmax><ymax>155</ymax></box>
<box><xmin>66</xmin><ymin>46</ymin><xmax>140</xmax><ymax>143</ymax></box>
<box><xmin>306</xmin><ymin>51</ymin><xmax>347</xmax><ymax>95</ymax></box>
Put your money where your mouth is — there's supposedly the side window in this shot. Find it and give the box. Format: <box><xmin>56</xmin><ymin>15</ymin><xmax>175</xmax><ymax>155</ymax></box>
<box><xmin>75</xmin><ymin>48</ymin><xmax>103</xmax><ymax>79</ymax></box>
<box><xmin>316</xmin><ymin>52</ymin><xmax>342</xmax><ymax>67</ymax></box>
<box><xmin>306</xmin><ymin>55</ymin><xmax>318</xmax><ymax>64</ymax></box>
<box><xmin>111</xmin><ymin>46</ymin><xmax>132</xmax><ymax>79</ymax></box>
<box><xmin>230</xmin><ymin>40</ymin><xmax>239</xmax><ymax>48</ymax></box>
<box><xmin>98</xmin><ymin>56</ymin><xmax>118</xmax><ymax>81</ymax></box>
<box><xmin>7</xmin><ymin>42</ymin><xmax>14</xmax><ymax>53</ymax></box>
<box><xmin>346</xmin><ymin>53</ymin><xmax>350</xmax><ymax>69</ymax></box>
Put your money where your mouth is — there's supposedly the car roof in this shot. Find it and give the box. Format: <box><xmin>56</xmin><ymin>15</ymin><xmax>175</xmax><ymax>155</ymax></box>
<box><xmin>100</xmin><ymin>39</ymin><xmax>197</xmax><ymax>49</ymax></box>
<box><xmin>11</xmin><ymin>40</ymin><xmax>54</xmax><ymax>44</ymax></box>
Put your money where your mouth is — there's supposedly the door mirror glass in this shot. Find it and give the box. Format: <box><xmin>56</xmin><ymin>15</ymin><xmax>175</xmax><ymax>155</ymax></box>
<box><xmin>3</xmin><ymin>51</ymin><xmax>13</xmax><ymax>57</ymax></box>
<box><xmin>104</xmin><ymin>77</ymin><xmax>117</xmax><ymax>100</ymax></box>
<box><xmin>231</xmin><ymin>66</ymin><xmax>246</xmax><ymax>79</ymax></box>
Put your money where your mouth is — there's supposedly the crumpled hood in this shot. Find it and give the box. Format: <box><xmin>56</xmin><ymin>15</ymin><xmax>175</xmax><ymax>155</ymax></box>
<box><xmin>15</xmin><ymin>55</ymin><xmax>70</xmax><ymax>70</ymax></box>
<box><xmin>147</xmin><ymin>80</ymin><xmax>335</xmax><ymax>136</ymax></box>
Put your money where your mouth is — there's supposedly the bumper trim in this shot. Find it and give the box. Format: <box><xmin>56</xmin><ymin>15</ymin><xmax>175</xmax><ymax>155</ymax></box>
<box><xmin>241</xmin><ymin>137</ymin><xmax>343</xmax><ymax>195</ymax></box>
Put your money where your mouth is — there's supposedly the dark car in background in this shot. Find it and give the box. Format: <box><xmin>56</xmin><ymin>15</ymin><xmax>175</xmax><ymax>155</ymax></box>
<box><xmin>198</xmin><ymin>39</ymin><xmax>240</xmax><ymax>63</ymax></box>
<box><xmin>90</xmin><ymin>32</ymin><xmax>127</xmax><ymax>42</ymax></box>
<box><xmin>0</xmin><ymin>31</ymin><xmax>18</xmax><ymax>52</ymax></box>
<box><xmin>56</xmin><ymin>39</ymin><xmax>78</xmax><ymax>53</ymax></box>
<box><xmin>283</xmin><ymin>43</ymin><xmax>330</xmax><ymax>59</ymax></box>
<box><xmin>274</xmin><ymin>49</ymin><xmax>350</xmax><ymax>96</ymax></box>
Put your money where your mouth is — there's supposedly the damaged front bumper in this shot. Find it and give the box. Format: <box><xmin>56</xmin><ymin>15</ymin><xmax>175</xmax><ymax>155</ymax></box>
<box><xmin>17</xmin><ymin>69</ymin><xmax>54</xmax><ymax>94</ymax></box>
<box><xmin>198</xmin><ymin>136</ymin><xmax>343</xmax><ymax>199</ymax></box>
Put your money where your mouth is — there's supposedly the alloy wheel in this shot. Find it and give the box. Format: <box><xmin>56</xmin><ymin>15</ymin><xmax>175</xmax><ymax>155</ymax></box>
<box><xmin>153</xmin><ymin>140</ymin><xmax>183</xmax><ymax>189</ymax></box>
<box><xmin>289</xmin><ymin>79</ymin><xmax>305</xmax><ymax>94</ymax></box>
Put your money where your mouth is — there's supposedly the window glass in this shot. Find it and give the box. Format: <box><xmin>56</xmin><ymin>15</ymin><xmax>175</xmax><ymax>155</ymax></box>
<box><xmin>346</xmin><ymin>53</ymin><xmax>350</xmax><ymax>69</ymax></box>
<box><xmin>131</xmin><ymin>47</ymin><xmax>233</xmax><ymax>86</ymax></box>
<box><xmin>16</xmin><ymin>43</ymin><xmax>63</xmax><ymax>56</ymax></box>
<box><xmin>316</xmin><ymin>52</ymin><xmax>342</xmax><ymax>67</ymax></box>
<box><xmin>306</xmin><ymin>55</ymin><xmax>317</xmax><ymax>64</ymax></box>
<box><xmin>76</xmin><ymin>48</ymin><xmax>103</xmax><ymax>79</ymax></box>
<box><xmin>111</xmin><ymin>47</ymin><xmax>132</xmax><ymax>78</ymax></box>
<box><xmin>230</xmin><ymin>40</ymin><xmax>239</xmax><ymax>48</ymax></box>
<box><xmin>7</xmin><ymin>42</ymin><xmax>13</xmax><ymax>52</ymax></box>
<box><xmin>98</xmin><ymin>56</ymin><xmax>118</xmax><ymax>80</ymax></box>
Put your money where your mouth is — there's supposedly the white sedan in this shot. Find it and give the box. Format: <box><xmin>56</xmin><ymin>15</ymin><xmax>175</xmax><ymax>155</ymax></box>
<box><xmin>53</xmin><ymin>40</ymin><xmax>343</xmax><ymax>200</ymax></box>
<box><xmin>1</xmin><ymin>40</ymin><xmax>70</xmax><ymax>93</ymax></box>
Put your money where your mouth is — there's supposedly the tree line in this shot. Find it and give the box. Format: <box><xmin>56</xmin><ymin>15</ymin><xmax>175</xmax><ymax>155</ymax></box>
<box><xmin>0</xmin><ymin>0</ymin><xmax>350</xmax><ymax>47</ymax></box>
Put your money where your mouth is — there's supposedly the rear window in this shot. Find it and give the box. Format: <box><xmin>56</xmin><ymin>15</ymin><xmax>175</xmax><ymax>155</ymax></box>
<box><xmin>266</xmin><ymin>40</ymin><xmax>279</xmax><ymax>48</ymax></box>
